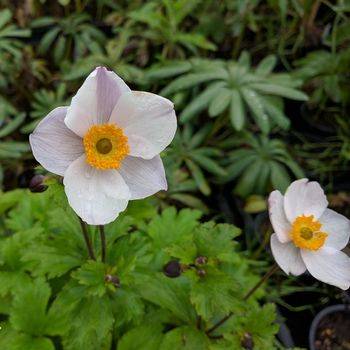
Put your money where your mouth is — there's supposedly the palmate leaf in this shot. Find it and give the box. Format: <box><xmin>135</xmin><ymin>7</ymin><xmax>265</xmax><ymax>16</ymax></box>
<box><xmin>223</xmin><ymin>133</ymin><xmax>304</xmax><ymax>197</ymax></box>
<box><xmin>10</xmin><ymin>278</ymin><xmax>64</xmax><ymax>337</ymax></box>
<box><xmin>50</xmin><ymin>281</ymin><xmax>114</xmax><ymax>350</ymax></box>
<box><xmin>189</xmin><ymin>267</ymin><xmax>242</xmax><ymax>321</ymax></box>
<box><xmin>222</xmin><ymin>304</ymin><xmax>278</xmax><ymax>349</ymax></box>
<box><xmin>147</xmin><ymin>207</ymin><xmax>201</xmax><ymax>249</ymax></box>
<box><xmin>0</xmin><ymin>327</ymin><xmax>55</xmax><ymax>350</ymax></box>
<box><xmin>153</xmin><ymin>53</ymin><xmax>307</xmax><ymax>132</ymax></box>
<box><xmin>136</xmin><ymin>273</ymin><xmax>197</xmax><ymax>324</ymax></box>
<box><xmin>118</xmin><ymin>324</ymin><xmax>164</xmax><ymax>350</ymax></box>
<box><xmin>161</xmin><ymin>326</ymin><xmax>210</xmax><ymax>350</ymax></box>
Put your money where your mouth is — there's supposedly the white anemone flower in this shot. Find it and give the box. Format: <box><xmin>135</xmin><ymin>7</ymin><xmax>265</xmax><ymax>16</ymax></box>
<box><xmin>268</xmin><ymin>178</ymin><xmax>350</xmax><ymax>290</ymax></box>
<box><xmin>30</xmin><ymin>67</ymin><xmax>177</xmax><ymax>225</ymax></box>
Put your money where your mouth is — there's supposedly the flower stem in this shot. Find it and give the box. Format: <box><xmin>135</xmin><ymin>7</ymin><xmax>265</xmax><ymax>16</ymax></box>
<box><xmin>79</xmin><ymin>217</ymin><xmax>95</xmax><ymax>260</ymax></box>
<box><xmin>206</xmin><ymin>263</ymin><xmax>279</xmax><ymax>335</ymax></box>
<box><xmin>99</xmin><ymin>225</ymin><xmax>106</xmax><ymax>263</ymax></box>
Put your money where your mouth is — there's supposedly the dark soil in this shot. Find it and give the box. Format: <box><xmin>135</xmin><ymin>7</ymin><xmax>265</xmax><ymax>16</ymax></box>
<box><xmin>314</xmin><ymin>310</ymin><xmax>350</xmax><ymax>350</ymax></box>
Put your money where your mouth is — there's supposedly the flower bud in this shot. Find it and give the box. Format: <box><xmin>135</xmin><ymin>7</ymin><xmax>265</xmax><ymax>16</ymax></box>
<box><xmin>29</xmin><ymin>175</ymin><xmax>48</xmax><ymax>193</ymax></box>
<box><xmin>163</xmin><ymin>260</ymin><xmax>181</xmax><ymax>278</ymax></box>
<box><xmin>241</xmin><ymin>332</ymin><xmax>254</xmax><ymax>349</ymax></box>
<box><xmin>195</xmin><ymin>256</ymin><xmax>208</xmax><ymax>265</ymax></box>
<box><xmin>105</xmin><ymin>274</ymin><xmax>120</xmax><ymax>288</ymax></box>
<box><xmin>196</xmin><ymin>268</ymin><xmax>206</xmax><ymax>277</ymax></box>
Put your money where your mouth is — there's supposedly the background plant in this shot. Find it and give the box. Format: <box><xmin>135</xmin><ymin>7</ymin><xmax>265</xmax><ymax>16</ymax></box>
<box><xmin>0</xmin><ymin>0</ymin><xmax>349</xmax><ymax>348</ymax></box>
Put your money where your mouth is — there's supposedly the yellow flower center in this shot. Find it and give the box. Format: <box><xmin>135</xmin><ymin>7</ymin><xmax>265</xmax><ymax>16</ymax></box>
<box><xmin>83</xmin><ymin>124</ymin><xmax>129</xmax><ymax>170</ymax></box>
<box><xmin>290</xmin><ymin>215</ymin><xmax>328</xmax><ymax>250</ymax></box>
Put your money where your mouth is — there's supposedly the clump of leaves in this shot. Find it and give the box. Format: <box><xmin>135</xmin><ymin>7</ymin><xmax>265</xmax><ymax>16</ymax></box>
<box><xmin>32</xmin><ymin>13</ymin><xmax>106</xmax><ymax>63</ymax></box>
<box><xmin>0</xmin><ymin>184</ymin><xmax>279</xmax><ymax>349</ymax></box>
<box><xmin>128</xmin><ymin>0</ymin><xmax>216</xmax><ymax>59</ymax></box>
<box><xmin>147</xmin><ymin>52</ymin><xmax>308</xmax><ymax>133</ymax></box>
<box><xmin>221</xmin><ymin>132</ymin><xmax>304</xmax><ymax>197</ymax></box>
<box><xmin>164</xmin><ymin>123</ymin><xmax>226</xmax><ymax>196</ymax></box>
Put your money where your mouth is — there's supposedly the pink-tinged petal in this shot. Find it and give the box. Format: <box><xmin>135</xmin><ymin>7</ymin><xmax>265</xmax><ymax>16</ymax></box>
<box><xmin>29</xmin><ymin>107</ymin><xmax>83</xmax><ymax>176</ymax></box>
<box><xmin>270</xmin><ymin>233</ymin><xmax>306</xmax><ymax>275</ymax></box>
<box><xmin>301</xmin><ymin>247</ymin><xmax>350</xmax><ymax>290</ymax></box>
<box><xmin>284</xmin><ymin>178</ymin><xmax>328</xmax><ymax>223</ymax></box>
<box><xmin>319</xmin><ymin>209</ymin><xmax>350</xmax><ymax>250</ymax></box>
<box><xmin>119</xmin><ymin>155</ymin><xmax>167</xmax><ymax>200</ymax></box>
<box><xmin>63</xmin><ymin>155</ymin><xmax>131</xmax><ymax>225</ymax></box>
<box><xmin>268</xmin><ymin>190</ymin><xmax>291</xmax><ymax>243</ymax></box>
<box><xmin>110</xmin><ymin>91</ymin><xmax>177</xmax><ymax>159</ymax></box>
<box><xmin>65</xmin><ymin>67</ymin><xmax>131</xmax><ymax>137</ymax></box>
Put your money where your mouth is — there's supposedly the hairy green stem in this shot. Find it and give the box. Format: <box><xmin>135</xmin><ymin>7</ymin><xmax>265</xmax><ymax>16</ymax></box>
<box><xmin>79</xmin><ymin>217</ymin><xmax>96</xmax><ymax>260</ymax></box>
<box><xmin>99</xmin><ymin>225</ymin><xmax>106</xmax><ymax>263</ymax></box>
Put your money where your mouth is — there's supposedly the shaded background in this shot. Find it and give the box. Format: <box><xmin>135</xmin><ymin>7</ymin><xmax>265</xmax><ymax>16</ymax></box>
<box><xmin>0</xmin><ymin>0</ymin><xmax>350</xmax><ymax>348</ymax></box>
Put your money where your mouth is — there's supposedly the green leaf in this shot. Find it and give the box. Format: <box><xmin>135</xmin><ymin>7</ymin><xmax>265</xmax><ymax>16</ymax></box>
<box><xmin>161</xmin><ymin>326</ymin><xmax>210</xmax><ymax>350</ymax></box>
<box><xmin>185</xmin><ymin>158</ymin><xmax>211</xmax><ymax>195</ymax></box>
<box><xmin>136</xmin><ymin>274</ymin><xmax>197</xmax><ymax>324</ymax></box>
<box><xmin>234</xmin><ymin>160</ymin><xmax>263</xmax><ymax>197</ymax></box>
<box><xmin>241</xmin><ymin>88</ymin><xmax>270</xmax><ymax>134</ymax></box>
<box><xmin>190</xmin><ymin>267</ymin><xmax>241</xmax><ymax>321</ymax></box>
<box><xmin>229</xmin><ymin>90</ymin><xmax>245</xmax><ymax>130</ymax></box>
<box><xmin>62</xmin><ymin>296</ymin><xmax>114</xmax><ymax>350</ymax></box>
<box><xmin>250</xmin><ymin>82</ymin><xmax>308</xmax><ymax>101</ymax></box>
<box><xmin>10</xmin><ymin>278</ymin><xmax>55</xmax><ymax>336</ymax></box>
<box><xmin>146</xmin><ymin>61</ymin><xmax>192</xmax><ymax>80</ymax></box>
<box><xmin>193</xmin><ymin>222</ymin><xmax>240</xmax><ymax>261</ymax></box>
<box><xmin>255</xmin><ymin>55</ymin><xmax>277</xmax><ymax>76</ymax></box>
<box><xmin>180</xmin><ymin>82</ymin><xmax>224</xmax><ymax>123</ymax></box>
<box><xmin>270</xmin><ymin>161</ymin><xmax>291</xmax><ymax>192</ymax></box>
<box><xmin>161</xmin><ymin>72</ymin><xmax>223</xmax><ymax>96</ymax></box>
<box><xmin>208</xmin><ymin>88</ymin><xmax>232</xmax><ymax>117</ymax></box>
<box><xmin>118</xmin><ymin>324</ymin><xmax>163</xmax><ymax>350</ymax></box>
<box><xmin>72</xmin><ymin>261</ymin><xmax>107</xmax><ymax>297</ymax></box>
<box><xmin>147</xmin><ymin>207</ymin><xmax>201</xmax><ymax>249</ymax></box>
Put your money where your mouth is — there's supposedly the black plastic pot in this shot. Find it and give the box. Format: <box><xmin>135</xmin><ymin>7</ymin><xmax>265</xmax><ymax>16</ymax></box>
<box><xmin>309</xmin><ymin>304</ymin><xmax>350</xmax><ymax>350</ymax></box>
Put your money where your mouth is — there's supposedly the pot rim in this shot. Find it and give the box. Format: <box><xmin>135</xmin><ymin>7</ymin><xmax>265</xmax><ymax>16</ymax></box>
<box><xmin>309</xmin><ymin>303</ymin><xmax>350</xmax><ymax>350</ymax></box>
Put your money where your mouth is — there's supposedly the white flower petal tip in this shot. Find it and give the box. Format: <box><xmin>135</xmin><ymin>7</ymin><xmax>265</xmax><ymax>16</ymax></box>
<box><xmin>63</xmin><ymin>155</ymin><xmax>131</xmax><ymax>225</ymax></box>
<box><xmin>284</xmin><ymin>178</ymin><xmax>328</xmax><ymax>222</ymax></box>
<box><xmin>119</xmin><ymin>156</ymin><xmax>167</xmax><ymax>200</ymax></box>
<box><xmin>110</xmin><ymin>91</ymin><xmax>177</xmax><ymax>159</ymax></box>
<box><xmin>268</xmin><ymin>190</ymin><xmax>291</xmax><ymax>243</ymax></box>
<box><xmin>64</xmin><ymin>67</ymin><xmax>131</xmax><ymax>137</ymax></box>
<box><xmin>29</xmin><ymin>107</ymin><xmax>84</xmax><ymax>176</ymax></box>
<box><xmin>320</xmin><ymin>209</ymin><xmax>350</xmax><ymax>250</ymax></box>
<box><xmin>301</xmin><ymin>248</ymin><xmax>350</xmax><ymax>290</ymax></box>
<box><xmin>270</xmin><ymin>233</ymin><xmax>306</xmax><ymax>276</ymax></box>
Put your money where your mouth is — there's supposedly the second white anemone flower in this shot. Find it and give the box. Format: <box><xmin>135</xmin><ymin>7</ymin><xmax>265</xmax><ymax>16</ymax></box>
<box><xmin>30</xmin><ymin>67</ymin><xmax>177</xmax><ymax>225</ymax></box>
<box><xmin>268</xmin><ymin>178</ymin><xmax>350</xmax><ymax>290</ymax></box>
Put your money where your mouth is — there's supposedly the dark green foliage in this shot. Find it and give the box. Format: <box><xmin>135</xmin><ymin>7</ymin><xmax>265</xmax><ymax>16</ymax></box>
<box><xmin>0</xmin><ymin>185</ymin><xmax>278</xmax><ymax>349</ymax></box>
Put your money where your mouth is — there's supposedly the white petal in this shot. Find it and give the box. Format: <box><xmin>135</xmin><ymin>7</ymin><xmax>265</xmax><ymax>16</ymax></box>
<box><xmin>268</xmin><ymin>190</ymin><xmax>291</xmax><ymax>243</ymax></box>
<box><xmin>63</xmin><ymin>155</ymin><xmax>131</xmax><ymax>225</ymax></box>
<box><xmin>301</xmin><ymin>247</ymin><xmax>350</xmax><ymax>290</ymax></box>
<box><xmin>319</xmin><ymin>209</ymin><xmax>350</xmax><ymax>250</ymax></box>
<box><xmin>110</xmin><ymin>91</ymin><xmax>177</xmax><ymax>159</ymax></box>
<box><xmin>29</xmin><ymin>107</ymin><xmax>83</xmax><ymax>176</ymax></box>
<box><xmin>284</xmin><ymin>178</ymin><xmax>328</xmax><ymax>223</ymax></box>
<box><xmin>119</xmin><ymin>155</ymin><xmax>167</xmax><ymax>200</ymax></box>
<box><xmin>65</xmin><ymin>67</ymin><xmax>131</xmax><ymax>137</ymax></box>
<box><xmin>270</xmin><ymin>233</ymin><xmax>306</xmax><ymax>275</ymax></box>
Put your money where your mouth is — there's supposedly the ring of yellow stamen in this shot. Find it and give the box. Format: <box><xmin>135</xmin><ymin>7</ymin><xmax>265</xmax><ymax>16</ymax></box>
<box><xmin>290</xmin><ymin>215</ymin><xmax>328</xmax><ymax>250</ymax></box>
<box><xmin>83</xmin><ymin>124</ymin><xmax>129</xmax><ymax>170</ymax></box>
